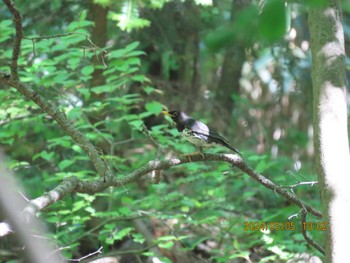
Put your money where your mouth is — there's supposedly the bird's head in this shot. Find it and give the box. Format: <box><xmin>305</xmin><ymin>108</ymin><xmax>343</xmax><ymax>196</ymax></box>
<box><xmin>162</xmin><ymin>110</ymin><xmax>189</xmax><ymax>123</ymax></box>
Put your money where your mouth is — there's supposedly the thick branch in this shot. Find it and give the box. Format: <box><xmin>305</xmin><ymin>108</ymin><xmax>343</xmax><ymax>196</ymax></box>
<box><xmin>22</xmin><ymin>176</ymin><xmax>80</xmax><ymax>221</ymax></box>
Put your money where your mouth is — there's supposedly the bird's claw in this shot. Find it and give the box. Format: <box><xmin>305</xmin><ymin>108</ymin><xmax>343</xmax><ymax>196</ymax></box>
<box><xmin>182</xmin><ymin>152</ymin><xmax>205</xmax><ymax>162</ymax></box>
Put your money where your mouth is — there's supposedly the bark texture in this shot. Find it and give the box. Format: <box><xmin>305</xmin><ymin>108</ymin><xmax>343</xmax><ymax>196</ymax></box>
<box><xmin>309</xmin><ymin>1</ymin><xmax>350</xmax><ymax>261</ymax></box>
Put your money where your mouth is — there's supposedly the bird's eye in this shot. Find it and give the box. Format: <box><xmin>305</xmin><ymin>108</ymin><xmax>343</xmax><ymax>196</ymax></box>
<box><xmin>173</xmin><ymin>112</ymin><xmax>178</xmax><ymax>117</ymax></box>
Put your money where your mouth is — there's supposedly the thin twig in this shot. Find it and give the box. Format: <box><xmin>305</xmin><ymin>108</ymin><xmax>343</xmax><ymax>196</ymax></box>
<box><xmin>18</xmin><ymin>191</ymin><xmax>30</xmax><ymax>202</ymax></box>
<box><xmin>23</xmin><ymin>32</ymin><xmax>108</xmax><ymax>68</ymax></box>
<box><xmin>99</xmin><ymin>243</ymin><xmax>158</xmax><ymax>257</ymax></box>
<box><xmin>46</xmin><ymin>245</ymin><xmax>71</xmax><ymax>259</ymax></box>
<box><xmin>278</xmin><ymin>181</ymin><xmax>318</xmax><ymax>189</ymax></box>
<box><xmin>68</xmin><ymin>246</ymin><xmax>103</xmax><ymax>262</ymax></box>
<box><xmin>286</xmin><ymin>170</ymin><xmax>301</xmax><ymax>183</ymax></box>
<box><xmin>142</xmin><ymin>123</ymin><xmax>165</xmax><ymax>157</ymax></box>
<box><xmin>288</xmin><ymin>208</ymin><xmax>303</xmax><ymax>220</ymax></box>
<box><xmin>301</xmin><ymin>209</ymin><xmax>325</xmax><ymax>255</ymax></box>
<box><xmin>142</xmin><ymin>123</ymin><xmax>166</xmax><ymax>183</ymax></box>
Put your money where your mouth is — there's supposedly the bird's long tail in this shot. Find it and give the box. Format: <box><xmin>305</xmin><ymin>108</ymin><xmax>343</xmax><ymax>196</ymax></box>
<box><xmin>224</xmin><ymin>143</ymin><xmax>242</xmax><ymax>156</ymax></box>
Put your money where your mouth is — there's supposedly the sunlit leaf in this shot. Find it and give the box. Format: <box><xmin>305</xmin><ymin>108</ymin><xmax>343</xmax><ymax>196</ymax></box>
<box><xmin>145</xmin><ymin>101</ymin><xmax>163</xmax><ymax>115</ymax></box>
<box><xmin>258</xmin><ymin>0</ymin><xmax>287</xmax><ymax>42</ymax></box>
<box><xmin>81</xmin><ymin>65</ymin><xmax>94</xmax><ymax>76</ymax></box>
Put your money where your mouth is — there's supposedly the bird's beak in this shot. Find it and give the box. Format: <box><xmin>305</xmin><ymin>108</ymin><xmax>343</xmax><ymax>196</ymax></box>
<box><xmin>162</xmin><ymin>111</ymin><xmax>171</xmax><ymax>117</ymax></box>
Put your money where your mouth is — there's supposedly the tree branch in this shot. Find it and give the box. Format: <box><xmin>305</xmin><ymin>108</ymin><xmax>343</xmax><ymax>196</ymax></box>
<box><xmin>1</xmin><ymin>0</ymin><xmax>111</xmax><ymax>181</ymax></box>
<box><xmin>301</xmin><ymin>209</ymin><xmax>325</xmax><ymax>255</ymax></box>
<box><xmin>3</xmin><ymin>0</ymin><xmax>22</xmax><ymax>80</ymax></box>
<box><xmin>1</xmin><ymin>76</ymin><xmax>112</xmax><ymax>180</ymax></box>
<box><xmin>0</xmin><ymin>153</ymin><xmax>322</xmax><ymax>237</ymax></box>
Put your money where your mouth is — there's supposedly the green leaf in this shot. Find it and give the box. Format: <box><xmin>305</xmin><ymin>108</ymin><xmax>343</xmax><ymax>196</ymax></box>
<box><xmin>109</xmin><ymin>0</ymin><xmax>151</xmax><ymax>31</ymax></box>
<box><xmin>108</xmin><ymin>49</ymin><xmax>128</xmax><ymax>59</ymax></box>
<box><xmin>57</xmin><ymin>210</ymin><xmax>71</xmax><ymax>215</ymax></box>
<box><xmin>255</xmin><ymin>159</ymin><xmax>275</xmax><ymax>173</ymax></box>
<box><xmin>79</xmin><ymin>10</ymin><xmax>88</xmax><ymax>21</ymax></box>
<box><xmin>258</xmin><ymin>0</ymin><xmax>287</xmax><ymax>42</ymax></box>
<box><xmin>94</xmin><ymin>211</ymin><xmax>117</xmax><ymax>218</ymax></box>
<box><xmin>129</xmin><ymin>119</ymin><xmax>143</xmax><ymax>130</ymax></box>
<box><xmin>145</xmin><ymin>101</ymin><xmax>163</xmax><ymax>115</ymax></box>
<box><xmin>114</xmin><ymin>227</ymin><xmax>134</xmax><ymax>240</ymax></box>
<box><xmin>58</xmin><ymin>159</ymin><xmax>75</xmax><ymax>170</ymax></box>
<box><xmin>127</xmin><ymin>50</ymin><xmax>146</xmax><ymax>57</ymax></box>
<box><xmin>0</xmin><ymin>19</ymin><xmax>13</xmax><ymax>28</ymax></box>
<box><xmin>233</xmin><ymin>238</ymin><xmax>240</xmax><ymax>250</ymax></box>
<box><xmin>48</xmin><ymin>136</ymin><xmax>72</xmax><ymax>149</ymax></box>
<box><xmin>118</xmin><ymin>207</ymin><xmax>132</xmax><ymax>216</ymax></box>
<box><xmin>158</xmin><ymin>241</ymin><xmax>174</xmax><ymax>249</ymax></box>
<box><xmin>77</xmin><ymin>88</ymin><xmax>91</xmax><ymax>100</ymax></box>
<box><xmin>205</xmin><ymin>6</ymin><xmax>258</xmax><ymax>50</ymax></box>
<box><xmin>121</xmin><ymin>196</ymin><xmax>134</xmax><ymax>204</ymax></box>
<box><xmin>91</xmin><ymin>85</ymin><xmax>113</xmax><ymax>94</ymax></box>
<box><xmin>125</xmin><ymin>41</ymin><xmax>140</xmax><ymax>52</ymax></box>
<box><xmin>33</xmin><ymin>151</ymin><xmax>55</xmax><ymax>161</ymax></box>
<box><xmin>247</xmin><ymin>155</ymin><xmax>267</xmax><ymax>161</ymax></box>
<box><xmin>91</xmin><ymin>79</ymin><xmax>128</xmax><ymax>94</ymax></box>
<box><xmin>131</xmin><ymin>74</ymin><xmax>145</xmax><ymax>82</ymax></box>
<box><xmin>67</xmin><ymin>107</ymin><xmax>82</xmax><ymax>119</ymax></box>
<box><xmin>124</xmin><ymin>57</ymin><xmax>140</xmax><ymax>66</ymax></box>
<box><xmin>46</xmin><ymin>216</ymin><xmax>60</xmax><ymax>223</ymax></box>
<box><xmin>72</xmin><ymin>200</ymin><xmax>87</xmax><ymax>212</ymax></box>
<box><xmin>8</xmin><ymin>161</ymin><xmax>30</xmax><ymax>169</ymax></box>
<box><xmin>108</xmin><ymin>42</ymin><xmax>142</xmax><ymax>60</ymax></box>
<box><xmin>157</xmin><ymin>236</ymin><xmax>176</xmax><ymax>241</ymax></box>
<box><xmin>0</xmin><ymin>20</ymin><xmax>14</xmax><ymax>43</ymax></box>
<box><xmin>81</xmin><ymin>65</ymin><xmax>94</xmax><ymax>76</ymax></box>
<box><xmin>84</xmin><ymin>206</ymin><xmax>96</xmax><ymax>214</ymax></box>
<box><xmin>143</xmin><ymin>86</ymin><xmax>155</xmax><ymax>94</ymax></box>
<box><xmin>132</xmin><ymin>233</ymin><xmax>145</xmax><ymax>244</ymax></box>
<box><xmin>68</xmin><ymin>57</ymin><xmax>81</xmax><ymax>69</ymax></box>
<box><xmin>304</xmin><ymin>0</ymin><xmax>328</xmax><ymax>7</ymax></box>
<box><xmin>72</xmin><ymin>145</ymin><xmax>83</xmax><ymax>153</ymax></box>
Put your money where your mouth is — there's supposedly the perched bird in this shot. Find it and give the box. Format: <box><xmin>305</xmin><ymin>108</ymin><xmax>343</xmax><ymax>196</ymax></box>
<box><xmin>162</xmin><ymin>110</ymin><xmax>241</xmax><ymax>155</ymax></box>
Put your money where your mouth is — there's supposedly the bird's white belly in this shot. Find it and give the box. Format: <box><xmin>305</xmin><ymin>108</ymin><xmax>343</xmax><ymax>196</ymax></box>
<box><xmin>182</xmin><ymin>129</ymin><xmax>212</xmax><ymax>147</ymax></box>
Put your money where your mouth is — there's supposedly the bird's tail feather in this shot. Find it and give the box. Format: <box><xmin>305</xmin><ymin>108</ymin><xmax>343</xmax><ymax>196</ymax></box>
<box><xmin>225</xmin><ymin>143</ymin><xmax>242</xmax><ymax>156</ymax></box>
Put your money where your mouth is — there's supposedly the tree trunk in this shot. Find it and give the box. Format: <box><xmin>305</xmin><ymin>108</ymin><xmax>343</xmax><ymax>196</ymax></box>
<box><xmin>309</xmin><ymin>1</ymin><xmax>350</xmax><ymax>261</ymax></box>
<box><xmin>215</xmin><ymin>0</ymin><xmax>249</xmax><ymax>127</ymax></box>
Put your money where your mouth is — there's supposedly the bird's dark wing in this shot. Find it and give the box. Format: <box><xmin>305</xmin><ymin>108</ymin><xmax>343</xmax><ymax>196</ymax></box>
<box><xmin>184</xmin><ymin>118</ymin><xmax>210</xmax><ymax>139</ymax></box>
<box><xmin>185</xmin><ymin>119</ymin><xmax>241</xmax><ymax>155</ymax></box>
<box><xmin>207</xmin><ymin>130</ymin><xmax>241</xmax><ymax>155</ymax></box>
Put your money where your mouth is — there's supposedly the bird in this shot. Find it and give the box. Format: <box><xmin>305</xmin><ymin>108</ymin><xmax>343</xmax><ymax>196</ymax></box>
<box><xmin>162</xmin><ymin>110</ymin><xmax>241</xmax><ymax>155</ymax></box>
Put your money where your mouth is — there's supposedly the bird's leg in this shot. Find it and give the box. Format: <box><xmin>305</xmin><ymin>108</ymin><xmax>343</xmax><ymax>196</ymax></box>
<box><xmin>182</xmin><ymin>147</ymin><xmax>204</xmax><ymax>162</ymax></box>
<box><xmin>198</xmin><ymin>146</ymin><xmax>205</xmax><ymax>159</ymax></box>
<box><xmin>182</xmin><ymin>152</ymin><xmax>196</xmax><ymax>162</ymax></box>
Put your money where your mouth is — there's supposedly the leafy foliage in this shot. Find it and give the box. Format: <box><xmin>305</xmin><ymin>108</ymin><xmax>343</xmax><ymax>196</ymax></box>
<box><xmin>0</xmin><ymin>0</ymin><xmax>340</xmax><ymax>262</ymax></box>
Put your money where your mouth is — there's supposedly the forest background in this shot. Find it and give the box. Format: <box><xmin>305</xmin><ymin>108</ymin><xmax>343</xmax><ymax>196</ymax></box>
<box><xmin>0</xmin><ymin>0</ymin><xmax>349</xmax><ymax>262</ymax></box>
